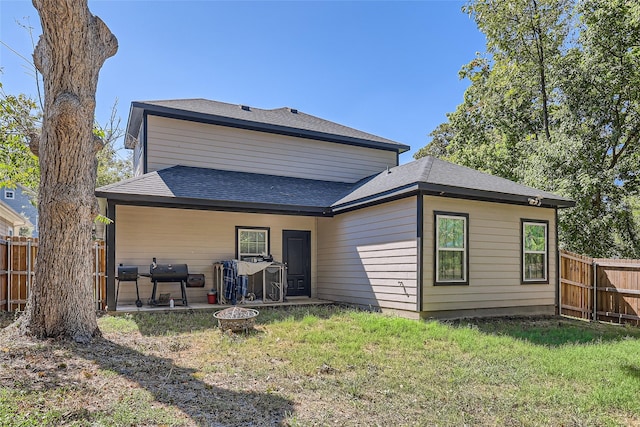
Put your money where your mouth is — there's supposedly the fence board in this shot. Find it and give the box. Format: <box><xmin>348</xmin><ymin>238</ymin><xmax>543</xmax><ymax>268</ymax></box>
<box><xmin>560</xmin><ymin>250</ymin><xmax>593</xmax><ymax>320</ymax></box>
<box><xmin>0</xmin><ymin>237</ymin><xmax>106</xmax><ymax>312</ymax></box>
<box><xmin>560</xmin><ymin>250</ymin><xmax>640</xmax><ymax>326</ymax></box>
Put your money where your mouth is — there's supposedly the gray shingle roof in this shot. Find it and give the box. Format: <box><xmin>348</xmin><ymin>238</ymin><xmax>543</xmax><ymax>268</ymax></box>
<box><xmin>97</xmin><ymin>157</ymin><xmax>574</xmax><ymax>214</ymax></box>
<box><xmin>332</xmin><ymin>157</ymin><xmax>574</xmax><ymax>209</ymax></box>
<box><xmin>125</xmin><ymin>98</ymin><xmax>409</xmax><ymax>153</ymax></box>
<box><xmin>96</xmin><ymin>166</ymin><xmax>354</xmax><ymax>214</ymax></box>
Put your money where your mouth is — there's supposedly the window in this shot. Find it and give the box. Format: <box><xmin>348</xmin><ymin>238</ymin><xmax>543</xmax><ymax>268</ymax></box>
<box><xmin>4</xmin><ymin>190</ymin><xmax>14</xmax><ymax>200</ymax></box>
<box><xmin>522</xmin><ymin>220</ymin><xmax>548</xmax><ymax>283</ymax></box>
<box><xmin>435</xmin><ymin>212</ymin><xmax>468</xmax><ymax>284</ymax></box>
<box><xmin>236</xmin><ymin>227</ymin><xmax>270</xmax><ymax>260</ymax></box>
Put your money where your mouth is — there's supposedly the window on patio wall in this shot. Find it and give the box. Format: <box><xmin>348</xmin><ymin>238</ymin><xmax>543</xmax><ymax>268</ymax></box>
<box><xmin>236</xmin><ymin>227</ymin><xmax>270</xmax><ymax>261</ymax></box>
<box><xmin>522</xmin><ymin>220</ymin><xmax>548</xmax><ymax>283</ymax></box>
<box><xmin>435</xmin><ymin>212</ymin><xmax>468</xmax><ymax>285</ymax></box>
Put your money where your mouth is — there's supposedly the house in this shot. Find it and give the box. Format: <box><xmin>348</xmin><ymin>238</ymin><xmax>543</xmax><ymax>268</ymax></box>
<box><xmin>0</xmin><ymin>198</ymin><xmax>32</xmax><ymax>237</ymax></box>
<box><xmin>96</xmin><ymin>98</ymin><xmax>574</xmax><ymax>318</ymax></box>
<box><xmin>0</xmin><ymin>185</ymin><xmax>38</xmax><ymax>237</ymax></box>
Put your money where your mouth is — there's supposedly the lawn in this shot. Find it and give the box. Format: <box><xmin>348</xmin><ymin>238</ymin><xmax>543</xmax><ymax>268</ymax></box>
<box><xmin>1</xmin><ymin>306</ymin><xmax>640</xmax><ymax>426</ymax></box>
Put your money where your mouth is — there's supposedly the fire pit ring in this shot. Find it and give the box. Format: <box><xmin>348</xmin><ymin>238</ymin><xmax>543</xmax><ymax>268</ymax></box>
<box><xmin>214</xmin><ymin>307</ymin><xmax>259</xmax><ymax>332</ymax></box>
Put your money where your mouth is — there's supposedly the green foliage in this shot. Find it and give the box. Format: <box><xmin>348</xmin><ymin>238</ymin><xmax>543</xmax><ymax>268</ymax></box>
<box><xmin>95</xmin><ymin>100</ymin><xmax>132</xmax><ymax>187</ymax></box>
<box><xmin>95</xmin><ymin>140</ymin><xmax>132</xmax><ymax>188</ymax></box>
<box><xmin>1</xmin><ymin>83</ymin><xmax>130</xmax><ymax>196</ymax></box>
<box><xmin>0</xmin><ymin>84</ymin><xmax>40</xmax><ymax>192</ymax></box>
<box><xmin>438</xmin><ymin>216</ymin><xmax>465</xmax><ymax>248</ymax></box>
<box><xmin>524</xmin><ymin>223</ymin><xmax>546</xmax><ymax>251</ymax></box>
<box><xmin>417</xmin><ymin>0</ymin><xmax>640</xmax><ymax>257</ymax></box>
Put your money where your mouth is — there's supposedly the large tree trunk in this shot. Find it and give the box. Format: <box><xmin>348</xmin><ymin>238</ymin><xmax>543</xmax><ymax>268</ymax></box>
<box><xmin>23</xmin><ymin>0</ymin><xmax>117</xmax><ymax>343</ymax></box>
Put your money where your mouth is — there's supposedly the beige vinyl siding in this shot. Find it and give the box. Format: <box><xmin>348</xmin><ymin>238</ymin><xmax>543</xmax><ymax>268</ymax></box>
<box><xmin>114</xmin><ymin>205</ymin><xmax>316</xmax><ymax>305</ymax></box>
<box><xmin>0</xmin><ymin>218</ymin><xmax>12</xmax><ymax>236</ymax></box>
<box><xmin>145</xmin><ymin>116</ymin><xmax>397</xmax><ymax>183</ymax></box>
<box><xmin>422</xmin><ymin>196</ymin><xmax>556</xmax><ymax>313</ymax></box>
<box><xmin>317</xmin><ymin>197</ymin><xmax>418</xmax><ymax>312</ymax></box>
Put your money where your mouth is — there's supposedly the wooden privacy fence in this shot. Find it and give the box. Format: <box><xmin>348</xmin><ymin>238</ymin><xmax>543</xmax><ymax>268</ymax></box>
<box><xmin>0</xmin><ymin>237</ymin><xmax>106</xmax><ymax>312</ymax></box>
<box><xmin>560</xmin><ymin>250</ymin><xmax>640</xmax><ymax>325</ymax></box>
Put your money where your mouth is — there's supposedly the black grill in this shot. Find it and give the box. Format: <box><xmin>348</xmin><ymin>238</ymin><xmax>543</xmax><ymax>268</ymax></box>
<box><xmin>149</xmin><ymin>258</ymin><xmax>189</xmax><ymax>306</ymax></box>
<box><xmin>117</xmin><ymin>265</ymin><xmax>139</xmax><ymax>281</ymax></box>
<box><xmin>149</xmin><ymin>263</ymin><xmax>189</xmax><ymax>282</ymax></box>
<box><xmin>116</xmin><ymin>264</ymin><xmax>142</xmax><ymax>307</ymax></box>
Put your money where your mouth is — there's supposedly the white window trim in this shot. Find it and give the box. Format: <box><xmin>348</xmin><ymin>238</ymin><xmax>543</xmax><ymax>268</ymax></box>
<box><xmin>237</xmin><ymin>227</ymin><xmax>269</xmax><ymax>260</ymax></box>
<box><xmin>4</xmin><ymin>190</ymin><xmax>15</xmax><ymax>200</ymax></box>
<box><xmin>435</xmin><ymin>213</ymin><xmax>468</xmax><ymax>284</ymax></box>
<box><xmin>522</xmin><ymin>221</ymin><xmax>548</xmax><ymax>283</ymax></box>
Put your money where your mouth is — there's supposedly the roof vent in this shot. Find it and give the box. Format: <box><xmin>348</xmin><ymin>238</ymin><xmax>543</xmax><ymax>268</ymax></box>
<box><xmin>290</xmin><ymin>108</ymin><xmax>298</xmax><ymax>114</ymax></box>
<box><xmin>240</xmin><ymin>105</ymin><xmax>251</xmax><ymax>111</ymax></box>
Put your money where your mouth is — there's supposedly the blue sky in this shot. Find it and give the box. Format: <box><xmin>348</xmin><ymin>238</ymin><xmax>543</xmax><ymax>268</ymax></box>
<box><xmin>1</xmin><ymin>0</ymin><xmax>486</xmax><ymax>164</ymax></box>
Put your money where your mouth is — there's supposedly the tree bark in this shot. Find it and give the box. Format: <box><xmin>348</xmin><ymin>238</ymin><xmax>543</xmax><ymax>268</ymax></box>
<box><xmin>22</xmin><ymin>0</ymin><xmax>117</xmax><ymax>343</ymax></box>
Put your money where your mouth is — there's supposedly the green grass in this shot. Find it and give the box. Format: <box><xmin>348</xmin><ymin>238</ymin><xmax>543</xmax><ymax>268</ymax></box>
<box><xmin>2</xmin><ymin>306</ymin><xmax>640</xmax><ymax>426</ymax></box>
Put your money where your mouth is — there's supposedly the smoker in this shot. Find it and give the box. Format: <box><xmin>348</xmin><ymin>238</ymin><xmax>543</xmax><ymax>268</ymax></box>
<box><xmin>148</xmin><ymin>258</ymin><xmax>189</xmax><ymax>306</ymax></box>
<box><xmin>116</xmin><ymin>264</ymin><xmax>142</xmax><ymax>308</ymax></box>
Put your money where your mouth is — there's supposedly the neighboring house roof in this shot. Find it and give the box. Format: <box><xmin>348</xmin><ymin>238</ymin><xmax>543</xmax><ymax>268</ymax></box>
<box><xmin>332</xmin><ymin>156</ymin><xmax>575</xmax><ymax>211</ymax></box>
<box><xmin>125</xmin><ymin>98</ymin><xmax>410</xmax><ymax>154</ymax></box>
<box><xmin>97</xmin><ymin>157</ymin><xmax>575</xmax><ymax>214</ymax></box>
<box><xmin>1</xmin><ymin>184</ymin><xmax>38</xmax><ymax>236</ymax></box>
<box><xmin>96</xmin><ymin>165</ymin><xmax>354</xmax><ymax>216</ymax></box>
<box><xmin>0</xmin><ymin>199</ymin><xmax>31</xmax><ymax>231</ymax></box>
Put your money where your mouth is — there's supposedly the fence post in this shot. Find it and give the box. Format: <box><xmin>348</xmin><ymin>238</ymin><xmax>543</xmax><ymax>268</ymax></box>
<box><xmin>93</xmin><ymin>242</ymin><xmax>97</xmax><ymax>310</ymax></box>
<box><xmin>26</xmin><ymin>238</ymin><xmax>32</xmax><ymax>302</ymax></box>
<box><xmin>7</xmin><ymin>237</ymin><xmax>11</xmax><ymax>313</ymax></box>
<box><xmin>592</xmin><ymin>261</ymin><xmax>598</xmax><ymax>322</ymax></box>
<box><xmin>558</xmin><ymin>251</ymin><xmax>562</xmax><ymax>316</ymax></box>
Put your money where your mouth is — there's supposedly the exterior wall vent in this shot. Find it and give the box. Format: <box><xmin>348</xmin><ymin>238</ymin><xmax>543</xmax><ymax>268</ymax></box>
<box><xmin>240</xmin><ymin>105</ymin><xmax>251</xmax><ymax>111</ymax></box>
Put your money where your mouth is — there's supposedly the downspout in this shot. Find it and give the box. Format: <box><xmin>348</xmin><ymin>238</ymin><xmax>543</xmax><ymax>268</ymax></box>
<box><xmin>416</xmin><ymin>193</ymin><xmax>424</xmax><ymax>314</ymax></box>
<box><xmin>106</xmin><ymin>200</ymin><xmax>117</xmax><ymax>311</ymax></box>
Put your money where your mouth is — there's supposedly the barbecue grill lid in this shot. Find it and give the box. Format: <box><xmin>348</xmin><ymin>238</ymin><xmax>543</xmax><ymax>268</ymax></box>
<box><xmin>149</xmin><ymin>262</ymin><xmax>189</xmax><ymax>278</ymax></box>
<box><xmin>117</xmin><ymin>264</ymin><xmax>139</xmax><ymax>280</ymax></box>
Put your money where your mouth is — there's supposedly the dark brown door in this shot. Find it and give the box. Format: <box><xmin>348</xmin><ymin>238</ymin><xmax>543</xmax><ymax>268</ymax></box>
<box><xmin>283</xmin><ymin>230</ymin><xmax>311</xmax><ymax>297</ymax></box>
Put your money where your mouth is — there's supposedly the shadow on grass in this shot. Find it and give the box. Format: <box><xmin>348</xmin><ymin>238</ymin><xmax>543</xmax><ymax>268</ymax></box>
<box><xmin>255</xmin><ymin>304</ymin><xmax>346</xmax><ymax>325</ymax></box>
<box><xmin>122</xmin><ymin>304</ymin><xmax>346</xmax><ymax>336</ymax></box>
<box><xmin>0</xmin><ymin>312</ymin><xmax>16</xmax><ymax>329</ymax></box>
<box><xmin>70</xmin><ymin>336</ymin><xmax>294</xmax><ymax>425</ymax></box>
<box><xmin>622</xmin><ymin>365</ymin><xmax>640</xmax><ymax>379</ymax></box>
<box><xmin>447</xmin><ymin>316</ymin><xmax>640</xmax><ymax>347</ymax></box>
<box><xmin>114</xmin><ymin>309</ymin><xmax>219</xmax><ymax>336</ymax></box>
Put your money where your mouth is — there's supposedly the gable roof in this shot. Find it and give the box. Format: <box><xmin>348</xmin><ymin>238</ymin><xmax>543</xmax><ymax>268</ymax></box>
<box><xmin>0</xmin><ymin>199</ymin><xmax>31</xmax><ymax>229</ymax></box>
<box><xmin>1</xmin><ymin>184</ymin><xmax>38</xmax><ymax>221</ymax></box>
<box><xmin>332</xmin><ymin>157</ymin><xmax>574</xmax><ymax>210</ymax></box>
<box><xmin>97</xmin><ymin>157</ymin><xmax>574</xmax><ymax>214</ymax></box>
<box><xmin>125</xmin><ymin>98</ymin><xmax>409</xmax><ymax>154</ymax></box>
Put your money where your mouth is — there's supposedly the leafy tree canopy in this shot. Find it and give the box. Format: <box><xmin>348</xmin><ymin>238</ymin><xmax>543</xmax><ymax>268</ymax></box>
<box><xmin>0</xmin><ymin>83</ymin><xmax>40</xmax><ymax>192</ymax></box>
<box><xmin>0</xmin><ymin>82</ymin><xmax>131</xmax><ymax>194</ymax></box>
<box><xmin>416</xmin><ymin>0</ymin><xmax>640</xmax><ymax>257</ymax></box>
